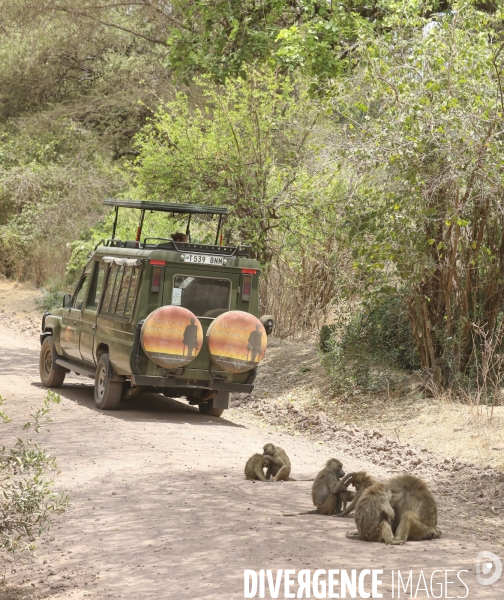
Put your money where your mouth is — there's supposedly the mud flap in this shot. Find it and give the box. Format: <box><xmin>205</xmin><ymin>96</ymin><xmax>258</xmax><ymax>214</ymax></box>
<box><xmin>213</xmin><ymin>391</ymin><xmax>230</xmax><ymax>409</ymax></box>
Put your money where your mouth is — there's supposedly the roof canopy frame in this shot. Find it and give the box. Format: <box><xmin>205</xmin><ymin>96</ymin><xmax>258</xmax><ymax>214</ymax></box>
<box><xmin>105</xmin><ymin>198</ymin><xmax>229</xmax><ymax>247</ymax></box>
<box><xmin>104</xmin><ymin>198</ymin><xmax>228</xmax><ymax>216</ymax></box>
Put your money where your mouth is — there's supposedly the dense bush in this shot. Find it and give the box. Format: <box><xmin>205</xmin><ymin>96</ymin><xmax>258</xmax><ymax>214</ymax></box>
<box><xmin>322</xmin><ymin>296</ymin><xmax>419</xmax><ymax>393</ymax></box>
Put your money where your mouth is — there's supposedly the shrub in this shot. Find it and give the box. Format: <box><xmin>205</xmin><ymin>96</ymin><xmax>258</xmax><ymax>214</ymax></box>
<box><xmin>0</xmin><ymin>391</ymin><xmax>68</xmax><ymax>566</ymax></box>
<box><xmin>322</xmin><ymin>296</ymin><xmax>419</xmax><ymax>393</ymax></box>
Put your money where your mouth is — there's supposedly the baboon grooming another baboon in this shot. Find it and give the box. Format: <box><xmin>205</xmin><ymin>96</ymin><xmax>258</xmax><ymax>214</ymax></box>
<box><xmin>336</xmin><ymin>471</ymin><xmax>377</xmax><ymax>517</ymax></box>
<box><xmin>345</xmin><ymin>483</ymin><xmax>395</xmax><ymax>544</ymax></box>
<box><xmin>387</xmin><ymin>474</ymin><xmax>442</xmax><ymax>544</ymax></box>
<box><xmin>313</xmin><ymin>459</ymin><xmax>352</xmax><ymax>515</ymax></box>
<box><xmin>244</xmin><ymin>453</ymin><xmax>269</xmax><ymax>481</ymax></box>
<box><xmin>283</xmin><ymin>458</ymin><xmax>349</xmax><ymax>516</ymax></box>
<box><xmin>263</xmin><ymin>444</ymin><xmax>291</xmax><ymax>482</ymax></box>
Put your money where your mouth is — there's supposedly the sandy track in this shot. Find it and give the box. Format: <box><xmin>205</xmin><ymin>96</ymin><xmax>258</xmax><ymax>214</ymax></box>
<box><xmin>0</xmin><ymin>326</ymin><xmax>503</xmax><ymax>599</ymax></box>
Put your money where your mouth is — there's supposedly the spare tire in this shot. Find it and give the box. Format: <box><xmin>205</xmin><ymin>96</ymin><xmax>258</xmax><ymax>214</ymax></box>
<box><xmin>141</xmin><ymin>305</ymin><xmax>203</xmax><ymax>368</ymax></box>
<box><xmin>206</xmin><ymin>310</ymin><xmax>267</xmax><ymax>373</ymax></box>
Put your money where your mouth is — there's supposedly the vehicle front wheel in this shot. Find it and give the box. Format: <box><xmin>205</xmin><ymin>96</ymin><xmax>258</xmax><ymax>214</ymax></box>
<box><xmin>94</xmin><ymin>354</ymin><xmax>122</xmax><ymax>410</ymax></box>
<box><xmin>198</xmin><ymin>400</ymin><xmax>224</xmax><ymax>417</ymax></box>
<box><xmin>39</xmin><ymin>336</ymin><xmax>66</xmax><ymax>388</ymax></box>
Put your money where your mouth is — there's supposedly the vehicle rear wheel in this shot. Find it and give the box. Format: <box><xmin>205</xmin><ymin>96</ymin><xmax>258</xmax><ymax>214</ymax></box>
<box><xmin>39</xmin><ymin>336</ymin><xmax>66</xmax><ymax>388</ymax></box>
<box><xmin>94</xmin><ymin>354</ymin><xmax>122</xmax><ymax>410</ymax></box>
<box><xmin>198</xmin><ymin>400</ymin><xmax>224</xmax><ymax>417</ymax></box>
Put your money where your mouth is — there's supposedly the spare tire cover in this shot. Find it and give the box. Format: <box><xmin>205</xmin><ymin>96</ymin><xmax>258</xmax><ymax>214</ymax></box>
<box><xmin>141</xmin><ymin>306</ymin><xmax>203</xmax><ymax>368</ymax></box>
<box><xmin>206</xmin><ymin>311</ymin><xmax>267</xmax><ymax>373</ymax></box>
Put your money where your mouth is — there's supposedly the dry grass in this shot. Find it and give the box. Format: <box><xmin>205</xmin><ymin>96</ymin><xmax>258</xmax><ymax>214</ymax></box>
<box><xmin>259</xmin><ymin>255</ymin><xmax>334</xmax><ymax>339</ymax></box>
<box><xmin>376</xmin><ymin>396</ymin><xmax>504</xmax><ymax>470</ymax></box>
<box><xmin>255</xmin><ymin>338</ymin><xmax>504</xmax><ymax>471</ymax></box>
<box><xmin>0</xmin><ymin>276</ymin><xmax>44</xmax><ymax>316</ymax></box>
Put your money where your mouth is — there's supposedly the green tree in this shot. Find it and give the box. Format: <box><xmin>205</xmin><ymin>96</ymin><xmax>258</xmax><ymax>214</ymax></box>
<box><xmin>132</xmin><ymin>68</ymin><xmax>324</xmax><ymax>264</ymax></box>
<box><xmin>162</xmin><ymin>0</ymin><xmax>498</xmax><ymax>83</ymax></box>
<box><xmin>329</xmin><ymin>4</ymin><xmax>504</xmax><ymax>382</ymax></box>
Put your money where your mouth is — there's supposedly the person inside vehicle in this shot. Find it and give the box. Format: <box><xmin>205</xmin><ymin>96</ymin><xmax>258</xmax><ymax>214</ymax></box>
<box><xmin>171</xmin><ymin>232</ymin><xmax>188</xmax><ymax>242</ymax></box>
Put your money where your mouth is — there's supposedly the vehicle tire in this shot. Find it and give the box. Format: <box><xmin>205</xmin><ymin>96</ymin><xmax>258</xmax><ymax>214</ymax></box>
<box><xmin>39</xmin><ymin>336</ymin><xmax>66</xmax><ymax>388</ymax></box>
<box><xmin>94</xmin><ymin>354</ymin><xmax>122</xmax><ymax>410</ymax></box>
<box><xmin>198</xmin><ymin>400</ymin><xmax>224</xmax><ymax>417</ymax></box>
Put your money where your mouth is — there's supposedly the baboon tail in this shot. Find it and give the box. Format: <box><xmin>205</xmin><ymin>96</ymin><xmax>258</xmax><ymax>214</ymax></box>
<box><xmin>282</xmin><ymin>510</ymin><xmax>318</xmax><ymax>517</ymax></box>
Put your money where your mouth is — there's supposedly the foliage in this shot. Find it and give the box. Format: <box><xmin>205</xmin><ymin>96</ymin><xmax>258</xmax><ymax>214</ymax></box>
<box><xmin>163</xmin><ymin>0</ymin><xmax>482</xmax><ymax>83</ymax></box>
<box><xmin>0</xmin><ymin>0</ymin><xmax>175</xmax><ymax>286</ymax></box>
<box><xmin>36</xmin><ymin>282</ymin><xmax>65</xmax><ymax>312</ymax></box>
<box><xmin>325</xmin><ymin>4</ymin><xmax>504</xmax><ymax>380</ymax></box>
<box><xmin>131</xmin><ymin>68</ymin><xmax>332</xmax><ymax>264</ymax></box>
<box><xmin>321</xmin><ymin>295</ymin><xmax>419</xmax><ymax>393</ymax></box>
<box><xmin>165</xmin><ymin>0</ymin><xmax>372</xmax><ymax>83</ymax></box>
<box><xmin>0</xmin><ymin>391</ymin><xmax>68</xmax><ymax>565</ymax></box>
<box><xmin>0</xmin><ymin>118</ymin><xmax>126</xmax><ymax>284</ymax></box>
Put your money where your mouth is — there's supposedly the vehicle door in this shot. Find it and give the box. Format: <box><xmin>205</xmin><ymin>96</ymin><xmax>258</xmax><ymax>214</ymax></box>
<box><xmin>60</xmin><ymin>271</ymin><xmax>90</xmax><ymax>360</ymax></box>
<box><xmin>80</xmin><ymin>261</ymin><xmax>107</xmax><ymax>364</ymax></box>
<box><xmin>95</xmin><ymin>260</ymin><xmax>143</xmax><ymax>374</ymax></box>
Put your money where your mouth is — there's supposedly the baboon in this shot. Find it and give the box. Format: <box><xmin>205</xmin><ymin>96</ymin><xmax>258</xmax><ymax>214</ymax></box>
<box><xmin>263</xmin><ymin>443</ymin><xmax>291</xmax><ymax>482</ymax></box>
<box><xmin>428</xmin><ymin>357</ymin><xmax>448</xmax><ymax>394</ymax></box>
<box><xmin>345</xmin><ymin>483</ymin><xmax>395</xmax><ymax>544</ymax></box>
<box><xmin>339</xmin><ymin>488</ymin><xmax>355</xmax><ymax>512</ymax></box>
<box><xmin>283</xmin><ymin>458</ymin><xmax>349</xmax><ymax>516</ymax></box>
<box><xmin>312</xmin><ymin>460</ymin><xmax>352</xmax><ymax>515</ymax></box>
<box><xmin>260</xmin><ymin>315</ymin><xmax>275</xmax><ymax>336</ymax></box>
<box><xmin>244</xmin><ymin>453</ymin><xmax>269</xmax><ymax>481</ymax></box>
<box><xmin>319</xmin><ymin>324</ymin><xmax>336</xmax><ymax>353</ymax></box>
<box><xmin>387</xmin><ymin>474</ymin><xmax>442</xmax><ymax>544</ymax></box>
<box><xmin>336</xmin><ymin>471</ymin><xmax>377</xmax><ymax>517</ymax></box>
<box><xmin>396</xmin><ymin>357</ymin><xmax>449</xmax><ymax>395</ymax></box>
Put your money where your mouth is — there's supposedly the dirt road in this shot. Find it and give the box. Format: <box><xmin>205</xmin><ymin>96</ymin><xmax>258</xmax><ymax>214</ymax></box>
<box><xmin>1</xmin><ymin>324</ymin><xmax>503</xmax><ymax>599</ymax></box>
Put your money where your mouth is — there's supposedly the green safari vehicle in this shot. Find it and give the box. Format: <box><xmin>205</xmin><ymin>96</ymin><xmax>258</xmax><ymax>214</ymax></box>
<box><xmin>39</xmin><ymin>199</ymin><xmax>274</xmax><ymax>416</ymax></box>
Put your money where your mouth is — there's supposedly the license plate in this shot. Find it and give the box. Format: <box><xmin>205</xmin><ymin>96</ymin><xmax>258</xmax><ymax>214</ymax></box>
<box><xmin>181</xmin><ymin>253</ymin><xmax>227</xmax><ymax>266</ymax></box>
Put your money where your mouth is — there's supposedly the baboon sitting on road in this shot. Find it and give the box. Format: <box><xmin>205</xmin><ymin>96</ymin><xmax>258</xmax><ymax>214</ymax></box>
<box><xmin>263</xmin><ymin>444</ymin><xmax>291</xmax><ymax>482</ymax></box>
<box><xmin>245</xmin><ymin>453</ymin><xmax>269</xmax><ymax>481</ymax></box>
<box><xmin>336</xmin><ymin>471</ymin><xmax>377</xmax><ymax>517</ymax></box>
<box><xmin>345</xmin><ymin>483</ymin><xmax>395</xmax><ymax>544</ymax></box>
<box><xmin>338</xmin><ymin>485</ymin><xmax>355</xmax><ymax>514</ymax></box>
<box><xmin>387</xmin><ymin>474</ymin><xmax>442</xmax><ymax>544</ymax></box>
<box><xmin>283</xmin><ymin>458</ymin><xmax>349</xmax><ymax>516</ymax></box>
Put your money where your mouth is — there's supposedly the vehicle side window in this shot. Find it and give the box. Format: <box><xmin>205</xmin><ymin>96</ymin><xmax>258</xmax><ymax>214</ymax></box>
<box><xmin>115</xmin><ymin>268</ymin><xmax>132</xmax><ymax>315</ymax></box>
<box><xmin>86</xmin><ymin>263</ymin><xmax>107</xmax><ymax>310</ymax></box>
<box><xmin>124</xmin><ymin>267</ymin><xmax>140</xmax><ymax>318</ymax></box>
<box><xmin>101</xmin><ymin>264</ymin><xmax>119</xmax><ymax>314</ymax></box>
<box><xmin>73</xmin><ymin>275</ymin><xmax>89</xmax><ymax>310</ymax></box>
<box><xmin>100</xmin><ymin>264</ymin><xmax>141</xmax><ymax>318</ymax></box>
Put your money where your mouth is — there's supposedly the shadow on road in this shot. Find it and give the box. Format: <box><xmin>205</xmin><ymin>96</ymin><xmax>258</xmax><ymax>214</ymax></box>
<box><xmin>4</xmin><ymin>340</ymin><xmax>244</xmax><ymax>427</ymax></box>
<box><xmin>30</xmin><ymin>382</ymin><xmax>244</xmax><ymax>428</ymax></box>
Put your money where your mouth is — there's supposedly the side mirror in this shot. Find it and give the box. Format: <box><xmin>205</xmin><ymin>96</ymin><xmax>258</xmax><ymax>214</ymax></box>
<box><xmin>260</xmin><ymin>315</ymin><xmax>275</xmax><ymax>336</ymax></box>
<box><xmin>62</xmin><ymin>294</ymin><xmax>72</xmax><ymax>309</ymax></box>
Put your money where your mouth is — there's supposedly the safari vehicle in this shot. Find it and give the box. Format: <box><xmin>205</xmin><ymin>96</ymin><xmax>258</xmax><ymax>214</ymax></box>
<box><xmin>39</xmin><ymin>199</ymin><xmax>273</xmax><ymax>417</ymax></box>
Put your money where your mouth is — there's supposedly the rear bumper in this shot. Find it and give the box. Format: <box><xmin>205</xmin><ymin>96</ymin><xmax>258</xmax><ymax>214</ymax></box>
<box><xmin>130</xmin><ymin>375</ymin><xmax>254</xmax><ymax>393</ymax></box>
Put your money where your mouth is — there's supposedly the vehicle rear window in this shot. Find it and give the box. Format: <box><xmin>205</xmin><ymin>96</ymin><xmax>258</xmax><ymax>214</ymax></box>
<box><xmin>172</xmin><ymin>275</ymin><xmax>231</xmax><ymax>318</ymax></box>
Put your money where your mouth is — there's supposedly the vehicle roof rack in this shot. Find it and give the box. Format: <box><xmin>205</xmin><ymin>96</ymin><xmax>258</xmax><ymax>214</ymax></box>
<box><xmin>104</xmin><ymin>198</ymin><xmax>228</xmax><ymax>215</ymax></box>
<box><xmin>104</xmin><ymin>198</ymin><xmax>229</xmax><ymax>245</ymax></box>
